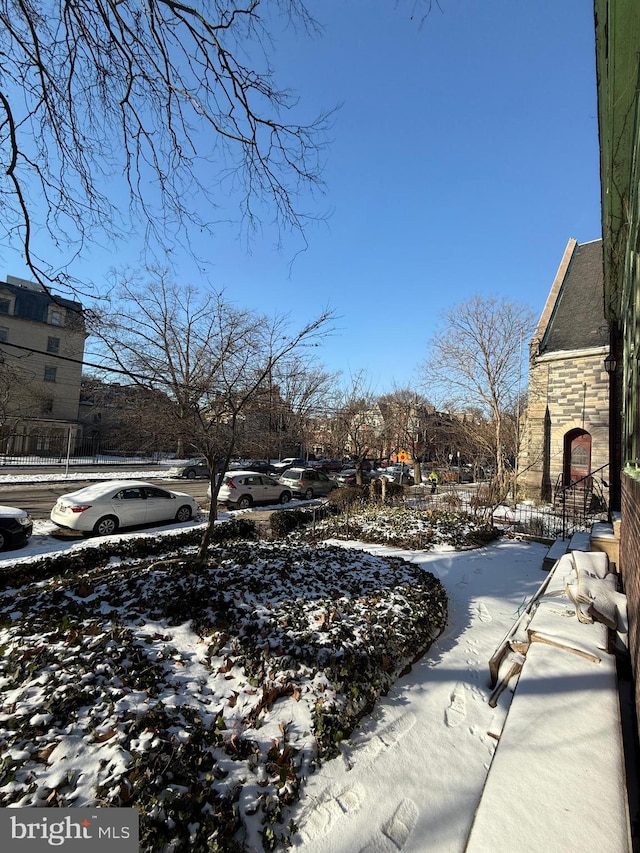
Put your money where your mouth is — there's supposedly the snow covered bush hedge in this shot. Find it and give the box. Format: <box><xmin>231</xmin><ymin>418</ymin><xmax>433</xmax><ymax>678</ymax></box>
<box><xmin>0</xmin><ymin>518</ymin><xmax>258</xmax><ymax>590</ymax></box>
<box><xmin>298</xmin><ymin>505</ymin><xmax>499</xmax><ymax>550</ymax></box>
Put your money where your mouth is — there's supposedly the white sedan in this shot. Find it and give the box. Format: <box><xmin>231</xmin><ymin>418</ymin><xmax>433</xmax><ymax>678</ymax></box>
<box><xmin>50</xmin><ymin>480</ymin><xmax>200</xmax><ymax>536</ymax></box>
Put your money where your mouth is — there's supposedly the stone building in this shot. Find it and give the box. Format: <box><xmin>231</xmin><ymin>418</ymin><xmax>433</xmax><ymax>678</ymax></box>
<box><xmin>0</xmin><ymin>275</ymin><xmax>86</xmax><ymax>455</ymax></box>
<box><xmin>520</xmin><ymin>238</ymin><xmax>610</xmax><ymax>505</ymax></box>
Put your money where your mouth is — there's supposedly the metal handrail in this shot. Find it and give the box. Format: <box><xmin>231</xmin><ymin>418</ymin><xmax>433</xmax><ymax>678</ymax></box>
<box><xmin>555</xmin><ymin>464</ymin><xmax>610</xmax><ymax>539</ymax></box>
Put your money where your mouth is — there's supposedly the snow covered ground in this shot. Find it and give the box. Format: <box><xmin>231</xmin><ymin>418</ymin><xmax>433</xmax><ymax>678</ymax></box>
<box><xmin>0</xmin><ymin>468</ymin><xmax>628</xmax><ymax>852</ymax></box>
<box><xmin>0</xmin><ymin>513</ymin><xmax>551</xmax><ymax>851</ymax></box>
<box><xmin>287</xmin><ymin>538</ymin><xmax>548</xmax><ymax>852</ymax></box>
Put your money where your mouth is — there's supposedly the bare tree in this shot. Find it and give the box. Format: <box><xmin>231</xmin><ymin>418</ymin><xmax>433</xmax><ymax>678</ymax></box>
<box><xmin>378</xmin><ymin>387</ymin><xmax>435</xmax><ymax>480</ymax></box>
<box><xmin>269</xmin><ymin>357</ymin><xmax>338</xmax><ymax>459</ymax></box>
<box><xmin>0</xmin><ymin>1</ymin><xmax>334</xmax><ymax>291</ymax></box>
<box><xmin>422</xmin><ymin>295</ymin><xmax>535</xmax><ymax>484</ymax></box>
<box><xmin>331</xmin><ymin>372</ymin><xmax>382</xmax><ymax>484</ymax></box>
<box><xmin>88</xmin><ymin>269</ymin><xmax>333</xmax><ymax>562</ymax></box>
<box><xmin>206</xmin><ymin>353</ymin><xmax>337</xmax><ymax>461</ymax></box>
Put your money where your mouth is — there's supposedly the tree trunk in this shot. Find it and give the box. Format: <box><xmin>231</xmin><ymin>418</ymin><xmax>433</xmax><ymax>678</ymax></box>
<box><xmin>494</xmin><ymin>415</ymin><xmax>503</xmax><ymax>483</ymax></box>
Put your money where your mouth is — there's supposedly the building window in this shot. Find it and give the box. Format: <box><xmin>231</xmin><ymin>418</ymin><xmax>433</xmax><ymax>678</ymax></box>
<box><xmin>36</xmin><ymin>430</ymin><xmax>52</xmax><ymax>448</ymax></box>
<box><xmin>41</xmin><ymin>398</ymin><xmax>53</xmax><ymax>416</ymax></box>
<box><xmin>0</xmin><ymin>327</ymin><xmax>8</xmax><ymax>342</ymax></box>
<box><xmin>48</xmin><ymin>306</ymin><xmax>65</xmax><ymax>326</ymax></box>
<box><xmin>0</xmin><ymin>298</ymin><xmax>12</xmax><ymax>315</ymax></box>
<box><xmin>47</xmin><ymin>336</ymin><xmax>60</xmax><ymax>354</ymax></box>
<box><xmin>44</xmin><ymin>366</ymin><xmax>57</xmax><ymax>382</ymax></box>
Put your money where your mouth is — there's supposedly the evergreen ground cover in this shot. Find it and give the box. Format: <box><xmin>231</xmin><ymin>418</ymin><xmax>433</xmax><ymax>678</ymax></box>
<box><xmin>0</xmin><ymin>506</ymin><xmax>496</xmax><ymax>851</ymax></box>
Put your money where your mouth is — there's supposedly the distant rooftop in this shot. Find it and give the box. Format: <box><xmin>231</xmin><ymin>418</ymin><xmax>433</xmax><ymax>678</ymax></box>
<box><xmin>6</xmin><ymin>275</ymin><xmax>46</xmax><ymax>292</ymax></box>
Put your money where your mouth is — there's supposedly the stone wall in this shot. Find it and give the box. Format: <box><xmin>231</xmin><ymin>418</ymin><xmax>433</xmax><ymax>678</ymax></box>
<box><xmin>520</xmin><ymin>348</ymin><xmax>609</xmax><ymax>501</ymax></box>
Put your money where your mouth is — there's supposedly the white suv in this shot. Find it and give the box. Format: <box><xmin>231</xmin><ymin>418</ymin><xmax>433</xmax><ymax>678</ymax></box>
<box><xmin>210</xmin><ymin>471</ymin><xmax>292</xmax><ymax>509</ymax></box>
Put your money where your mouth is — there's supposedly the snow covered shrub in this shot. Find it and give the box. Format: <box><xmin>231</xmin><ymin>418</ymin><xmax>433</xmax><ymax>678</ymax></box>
<box><xmin>210</xmin><ymin>516</ymin><xmax>258</xmax><ymax>542</ymax></box>
<box><xmin>0</xmin><ymin>520</ymin><xmax>259</xmax><ymax>591</ymax></box>
<box><xmin>0</xmin><ymin>528</ymin><xmax>201</xmax><ymax>589</ymax></box>
<box><xmin>440</xmin><ymin>491</ymin><xmax>462</xmax><ymax>509</ymax></box>
<box><xmin>269</xmin><ymin>507</ymin><xmax>315</xmax><ymax>537</ymax></box>
<box><xmin>304</xmin><ymin>505</ymin><xmax>498</xmax><ymax>550</ymax></box>
<box><xmin>0</xmin><ymin>541</ymin><xmax>447</xmax><ymax>852</ymax></box>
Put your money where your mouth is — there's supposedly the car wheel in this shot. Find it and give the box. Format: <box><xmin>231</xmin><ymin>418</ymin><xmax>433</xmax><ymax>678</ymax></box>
<box><xmin>304</xmin><ymin>488</ymin><xmax>314</xmax><ymax>500</ymax></box>
<box><xmin>279</xmin><ymin>491</ymin><xmax>291</xmax><ymax>504</ymax></box>
<box><xmin>175</xmin><ymin>505</ymin><xmax>193</xmax><ymax>522</ymax></box>
<box><xmin>237</xmin><ymin>495</ymin><xmax>252</xmax><ymax>509</ymax></box>
<box><xmin>93</xmin><ymin>515</ymin><xmax>118</xmax><ymax>536</ymax></box>
<box><xmin>186</xmin><ymin>469</ymin><xmax>196</xmax><ymax>479</ymax></box>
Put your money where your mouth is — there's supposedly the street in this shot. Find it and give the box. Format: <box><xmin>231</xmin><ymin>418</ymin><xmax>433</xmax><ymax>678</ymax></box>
<box><xmin>0</xmin><ymin>477</ymin><xmax>211</xmax><ymax>521</ymax></box>
<box><xmin>0</xmin><ymin>472</ymin><xmax>476</xmax><ymax>523</ymax></box>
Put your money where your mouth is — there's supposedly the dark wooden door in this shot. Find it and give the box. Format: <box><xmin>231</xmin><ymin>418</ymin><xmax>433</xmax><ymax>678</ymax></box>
<box><xmin>568</xmin><ymin>432</ymin><xmax>591</xmax><ymax>484</ymax></box>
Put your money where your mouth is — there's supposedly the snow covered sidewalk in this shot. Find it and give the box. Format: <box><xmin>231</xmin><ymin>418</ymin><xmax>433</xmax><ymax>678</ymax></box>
<box><xmin>466</xmin><ymin>549</ymin><xmax>630</xmax><ymax>853</ymax></box>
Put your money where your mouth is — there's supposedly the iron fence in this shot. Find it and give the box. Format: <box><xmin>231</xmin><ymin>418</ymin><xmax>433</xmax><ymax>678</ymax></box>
<box><xmin>449</xmin><ymin>470</ymin><xmax>610</xmax><ymax>541</ymax></box>
<box><xmin>0</xmin><ymin>431</ymin><xmax>173</xmax><ymax>467</ymax></box>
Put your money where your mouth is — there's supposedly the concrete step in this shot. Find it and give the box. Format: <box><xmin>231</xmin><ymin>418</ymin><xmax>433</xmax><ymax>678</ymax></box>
<box><xmin>591</xmin><ymin>520</ymin><xmax>620</xmax><ymax>568</ymax></box>
<box><xmin>542</xmin><ymin>536</ymin><xmax>570</xmax><ymax>571</ymax></box>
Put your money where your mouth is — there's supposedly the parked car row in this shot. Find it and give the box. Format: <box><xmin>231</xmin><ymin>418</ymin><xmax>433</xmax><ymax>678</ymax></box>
<box><xmin>208</xmin><ymin>465</ymin><xmax>339</xmax><ymax>508</ymax></box>
<box><xmin>0</xmin><ymin>456</ymin><xmax>478</xmax><ymax>552</ymax></box>
<box><xmin>207</xmin><ymin>462</ymin><xmax>430</xmax><ymax>509</ymax></box>
<box><xmin>165</xmin><ymin>456</ymin><xmax>480</xmax><ymax>485</ymax></box>
<box><xmin>166</xmin><ymin>456</ymin><xmax>379</xmax><ymax>481</ymax></box>
<box><xmin>165</xmin><ymin>457</ymin><xmax>279</xmax><ymax>479</ymax></box>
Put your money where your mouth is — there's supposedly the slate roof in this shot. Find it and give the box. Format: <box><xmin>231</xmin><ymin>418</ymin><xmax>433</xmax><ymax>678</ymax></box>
<box><xmin>0</xmin><ymin>278</ymin><xmax>84</xmax><ymax>328</ymax></box>
<box><xmin>539</xmin><ymin>239</ymin><xmax>606</xmax><ymax>354</ymax></box>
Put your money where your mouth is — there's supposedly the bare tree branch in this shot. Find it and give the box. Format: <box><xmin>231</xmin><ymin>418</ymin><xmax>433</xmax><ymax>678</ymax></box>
<box><xmin>0</xmin><ymin>0</ymin><xmax>334</xmax><ymax>293</ymax></box>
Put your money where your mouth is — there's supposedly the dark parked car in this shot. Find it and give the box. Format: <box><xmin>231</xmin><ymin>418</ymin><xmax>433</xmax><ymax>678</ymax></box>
<box><xmin>0</xmin><ymin>505</ymin><xmax>33</xmax><ymax>550</ymax></box>
<box><xmin>344</xmin><ymin>459</ymin><xmax>373</xmax><ymax>472</ymax></box>
<box><xmin>242</xmin><ymin>460</ymin><xmax>277</xmax><ymax>475</ymax></box>
<box><xmin>312</xmin><ymin>459</ymin><xmax>345</xmax><ymax>473</ymax></box>
<box><xmin>335</xmin><ymin>469</ymin><xmax>372</xmax><ymax>486</ymax></box>
<box><xmin>278</xmin><ymin>467</ymin><xmax>338</xmax><ymax>499</ymax></box>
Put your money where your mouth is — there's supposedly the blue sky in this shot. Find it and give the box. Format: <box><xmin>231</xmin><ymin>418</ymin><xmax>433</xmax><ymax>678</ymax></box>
<box><xmin>1</xmin><ymin>0</ymin><xmax>601</xmax><ymax>394</ymax></box>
